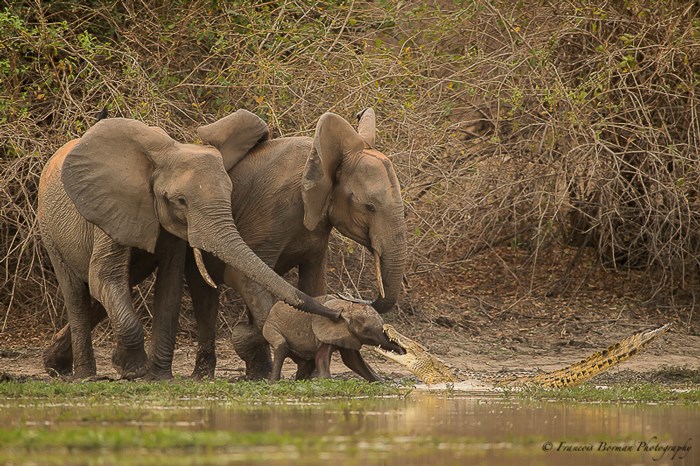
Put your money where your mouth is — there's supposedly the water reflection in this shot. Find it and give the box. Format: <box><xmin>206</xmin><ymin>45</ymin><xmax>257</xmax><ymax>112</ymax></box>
<box><xmin>2</xmin><ymin>394</ymin><xmax>697</xmax><ymax>465</ymax></box>
<box><xmin>205</xmin><ymin>395</ymin><xmax>697</xmax><ymax>442</ymax></box>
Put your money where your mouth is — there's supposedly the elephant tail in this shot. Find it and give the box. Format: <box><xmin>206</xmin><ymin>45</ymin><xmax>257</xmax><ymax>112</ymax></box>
<box><xmin>515</xmin><ymin>324</ymin><xmax>671</xmax><ymax>388</ymax></box>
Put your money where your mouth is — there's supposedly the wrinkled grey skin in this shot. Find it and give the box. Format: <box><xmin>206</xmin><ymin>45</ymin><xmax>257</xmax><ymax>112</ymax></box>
<box><xmin>39</xmin><ymin>113</ymin><xmax>340</xmax><ymax>380</ymax></box>
<box><xmin>262</xmin><ymin>297</ymin><xmax>405</xmax><ymax>381</ymax></box>
<box><xmin>188</xmin><ymin>109</ymin><xmax>407</xmax><ymax>379</ymax></box>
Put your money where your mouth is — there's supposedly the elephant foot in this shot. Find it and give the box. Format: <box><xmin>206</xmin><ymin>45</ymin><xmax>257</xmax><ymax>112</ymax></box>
<box><xmin>144</xmin><ymin>369</ymin><xmax>174</xmax><ymax>381</ymax></box>
<box><xmin>71</xmin><ymin>362</ymin><xmax>98</xmax><ymax>380</ymax></box>
<box><xmin>42</xmin><ymin>328</ymin><xmax>74</xmax><ymax>377</ymax></box>
<box><xmin>111</xmin><ymin>345</ymin><xmax>148</xmax><ymax>380</ymax></box>
<box><xmin>231</xmin><ymin>324</ymin><xmax>271</xmax><ymax>380</ymax></box>
<box><xmin>294</xmin><ymin>360</ymin><xmax>316</xmax><ymax>381</ymax></box>
<box><xmin>244</xmin><ymin>349</ymin><xmax>273</xmax><ymax>381</ymax></box>
<box><xmin>86</xmin><ymin>375</ymin><xmax>115</xmax><ymax>381</ymax></box>
<box><xmin>43</xmin><ymin>347</ymin><xmax>73</xmax><ymax>378</ymax></box>
<box><xmin>191</xmin><ymin>349</ymin><xmax>216</xmax><ymax>379</ymax></box>
<box><xmin>145</xmin><ymin>361</ymin><xmax>174</xmax><ymax>381</ymax></box>
<box><xmin>245</xmin><ymin>365</ymin><xmax>270</xmax><ymax>380</ymax></box>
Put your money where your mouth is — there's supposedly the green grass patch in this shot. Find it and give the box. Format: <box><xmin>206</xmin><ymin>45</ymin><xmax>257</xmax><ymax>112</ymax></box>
<box><xmin>4</xmin><ymin>375</ymin><xmax>699</xmax><ymax>404</ymax></box>
<box><xmin>515</xmin><ymin>383</ymin><xmax>700</xmax><ymax>403</ymax></box>
<box><xmin>0</xmin><ymin>378</ymin><xmax>409</xmax><ymax>404</ymax></box>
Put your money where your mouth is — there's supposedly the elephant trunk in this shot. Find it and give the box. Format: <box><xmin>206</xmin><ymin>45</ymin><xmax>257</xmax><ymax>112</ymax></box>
<box><xmin>189</xmin><ymin>209</ymin><xmax>341</xmax><ymax>320</ymax></box>
<box><xmin>371</xmin><ymin>207</ymin><xmax>407</xmax><ymax>314</ymax></box>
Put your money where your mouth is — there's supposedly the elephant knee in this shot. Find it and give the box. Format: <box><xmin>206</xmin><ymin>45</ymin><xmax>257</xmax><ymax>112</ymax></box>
<box><xmin>88</xmin><ymin>268</ymin><xmax>126</xmax><ymax>303</ymax></box>
<box><xmin>88</xmin><ymin>267</ymin><xmax>142</xmax><ymax>341</ymax></box>
<box><xmin>231</xmin><ymin>323</ymin><xmax>266</xmax><ymax>351</ymax></box>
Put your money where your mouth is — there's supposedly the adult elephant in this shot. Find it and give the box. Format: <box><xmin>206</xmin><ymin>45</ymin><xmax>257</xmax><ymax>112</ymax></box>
<box><xmin>38</xmin><ymin>111</ymin><xmax>340</xmax><ymax>380</ymax></box>
<box><xmin>188</xmin><ymin>108</ymin><xmax>407</xmax><ymax>379</ymax></box>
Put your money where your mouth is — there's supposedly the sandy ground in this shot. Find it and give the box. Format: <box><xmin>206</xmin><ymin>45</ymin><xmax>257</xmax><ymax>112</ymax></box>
<box><xmin>0</xmin><ymin>318</ymin><xmax>696</xmax><ymax>385</ymax></box>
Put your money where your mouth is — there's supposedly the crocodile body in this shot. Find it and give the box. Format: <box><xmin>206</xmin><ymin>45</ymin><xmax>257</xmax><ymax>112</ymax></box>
<box><xmin>374</xmin><ymin>323</ymin><xmax>671</xmax><ymax>388</ymax></box>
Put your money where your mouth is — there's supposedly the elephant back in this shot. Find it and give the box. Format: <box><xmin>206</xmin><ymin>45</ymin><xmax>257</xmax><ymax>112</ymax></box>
<box><xmin>228</xmin><ymin>137</ymin><xmax>312</xmax><ymax>193</ymax></box>
<box><xmin>265</xmin><ymin>301</ymin><xmax>317</xmax><ymax>359</ymax></box>
<box><xmin>228</xmin><ymin>137</ymin><xmax>314</xmax><ymax>253</ymax></box>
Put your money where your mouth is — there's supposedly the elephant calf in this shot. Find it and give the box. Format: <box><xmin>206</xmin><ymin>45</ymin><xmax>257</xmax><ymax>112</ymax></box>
<box><xmin>262</xmin><ymin>297</ymin><xmax>405</xmax><ymax>382</ymax></box>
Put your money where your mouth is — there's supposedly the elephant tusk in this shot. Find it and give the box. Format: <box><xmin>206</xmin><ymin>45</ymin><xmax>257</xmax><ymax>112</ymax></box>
<box><xmin>194</xmin><ymin>248</ymin><xmax>217</xmax><ymax>289</ymax></box>
<box><xmin>374</xmin><ymin>250</ymin><xmax>385</xmax><ymax>298</ymax></box>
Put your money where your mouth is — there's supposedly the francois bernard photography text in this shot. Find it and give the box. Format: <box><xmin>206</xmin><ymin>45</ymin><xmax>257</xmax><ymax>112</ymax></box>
<box><xmin>541</xmin><ymin>436</ymin><xmax>692</xmax><ymax>461</ymax></box>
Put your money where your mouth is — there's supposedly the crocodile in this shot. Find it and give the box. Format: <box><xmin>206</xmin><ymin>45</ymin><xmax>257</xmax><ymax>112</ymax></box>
<box><xmin>373</xmin><ymin>323</ymin><xmax>671</xmax><ymax>388</ymax></box>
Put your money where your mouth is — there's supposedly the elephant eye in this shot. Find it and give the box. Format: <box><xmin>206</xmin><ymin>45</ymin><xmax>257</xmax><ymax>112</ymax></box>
<box><xmin>164</xmin><ymin>192</ymin><xmax>187</xmax><ymax>207</ymax></box>
<box><xmin>350</xmin><ymin>192</ymin><xmax>376</xmax><ymax>213</ymax></box>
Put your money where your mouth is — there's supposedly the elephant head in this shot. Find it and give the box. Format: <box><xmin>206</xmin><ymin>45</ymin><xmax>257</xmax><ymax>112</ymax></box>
<box><xmin>311</xmin><ymin>299</ymin><xmax>405</xmax><ymax>353</ymax></box>
<box><xmin>302</xmin><ymin>109</ymin><xmax>406</xmax><ymax>313</ymax></box>
<box><xmin>61</xmin><ymin>113</ymin><xmax>339</xmax><ymax>320</ymax></box>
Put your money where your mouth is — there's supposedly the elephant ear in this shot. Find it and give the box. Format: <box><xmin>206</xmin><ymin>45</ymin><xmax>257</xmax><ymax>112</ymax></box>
<box><xmin>356</xmin><ymin>108</ymin><xmax>376</xmax><ymax>148</ymax></box>
<box><xmin>312</xmin><ymin>313</ymin><xmax>362</xmax><ymax>350</ymax></box>
<box><xmin>302</xmin><ymin>112</ymin><xmax>365</xmax><ymax>231</ymax></box>
<box><xmin>62</xmin><ymin>118</ymin><xmax>175</xmax><ymax>253</ymax></box>
<box><xmin>197</xmin><ymin>109</ymin><xmax>269</xmax><ymax>171</ymax></box>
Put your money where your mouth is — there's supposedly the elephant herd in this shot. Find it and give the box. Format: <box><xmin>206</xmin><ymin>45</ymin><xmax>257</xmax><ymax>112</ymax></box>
<box><xmin>37</xmin><ymin>108</ymin><xmax>407</xmax><ymax>381</ymax></box>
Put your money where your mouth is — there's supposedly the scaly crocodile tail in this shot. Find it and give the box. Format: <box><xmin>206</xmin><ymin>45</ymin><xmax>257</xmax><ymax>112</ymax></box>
<box><xmin>515</xmin><ymin>324</ymin><xmax>671</xmax><ymax>388</ymax></box>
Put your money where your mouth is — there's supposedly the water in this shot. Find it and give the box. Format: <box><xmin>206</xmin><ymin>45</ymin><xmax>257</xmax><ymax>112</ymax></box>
<box><xmin>1</xmin><ymin>394</ymin><xmax>697</xmax><ymax>465</ymax></box>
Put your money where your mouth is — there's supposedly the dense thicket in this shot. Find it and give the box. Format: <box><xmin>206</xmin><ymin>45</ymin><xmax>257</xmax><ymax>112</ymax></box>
<box><xmin>2</xmin><ymin>0</ymin><xmax>699</xmax><ymax>327</ymax></box>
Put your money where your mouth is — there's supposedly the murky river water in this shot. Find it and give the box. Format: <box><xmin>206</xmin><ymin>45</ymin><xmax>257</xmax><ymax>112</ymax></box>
<box><xmin>1</xmin><ymin>393</ymin><xmax>697</xmax><ymax>465</ymax></box>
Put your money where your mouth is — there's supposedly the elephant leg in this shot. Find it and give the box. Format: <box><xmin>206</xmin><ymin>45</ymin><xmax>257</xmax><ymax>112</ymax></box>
<box><xmin>43</xmin><ymin>324</ymin><xmax>74</xmax><ymax>377</ymax></box>
<box><xmin>65</xmin><ymin>285</ymin><xmax>96</xmax><ymax>379</ymax></box>
<box><xmin>293</xmin><ymin>358</ymin><xmax>316</xmax><ymax>380</ymax></box>
<box><xmin>339</xmin><ymin>348</ymin><xmax>383</xmax><ymax>382</ymax></box>
<box><xmin>147</xmin><ymin>233</ymin><xmax>186</xmax><ymax>380</ymax></box>
<box><xmin>297</xmin><ymin>254</ymin><xmax>328</xmax><ymax>297</ymax></box>
<box><xmin>292</xmin><ymin>258</ymin><xmax>326</xmax><ymax>382</ymax></box>
<box><xmin>48</xmin><ymin>251</ymin><xmax>96</xmax><ymax>379</ymax></box>
<box><xmin>226</xmin><ymin>269</ymin><xmax>277</xmax><ymax>380</ymax></box>
<box><xmin>314</xmin><ymin>343</ymin><xmax>335</xmax><ymax>379</ymax></box>
<box><xmin>89</xmin><ymin>231</ymin><xmax>147</xmax><ymax>380</ymax></box>
<box><xmin>269</xmin><ymin>342</ymin><xmax>289</xmax><ymax>382</ymax></box>
<box><xmin>186</xmin><ymin>249</ymin><xmax>225</xmax><ymax>379</ymax></box>
<box><xmin>44</xmin><ymin>251</ymin><xmax>156</xmax><ymax>378</ymax></box>
<box><xmin>43</xmin><ymin>301</ymin><xmax>107</xmax><ymax>377</ymax></box>
<box><xmin>230</xmin><ymin>322</ymin><xmax>271</xmax><ymax>380</ymax></box>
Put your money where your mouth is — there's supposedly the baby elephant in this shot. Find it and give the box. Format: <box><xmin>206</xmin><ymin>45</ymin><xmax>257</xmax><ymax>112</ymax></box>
<box><xmin>262</xmin><ymin>297</ymin><xmax>405</xmax><ymax>382</ymax></box>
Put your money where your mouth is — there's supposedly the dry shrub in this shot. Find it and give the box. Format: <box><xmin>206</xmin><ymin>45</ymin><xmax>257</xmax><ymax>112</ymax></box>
<box><xmin>1</xmin><ymin>0</ymin><xmax>699</xmax><ymax>330</ymax></box>
<box><xmin>390</xmin><ymin>0</ymin><xmax>700</xmax><ymax>300</ymax></box>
